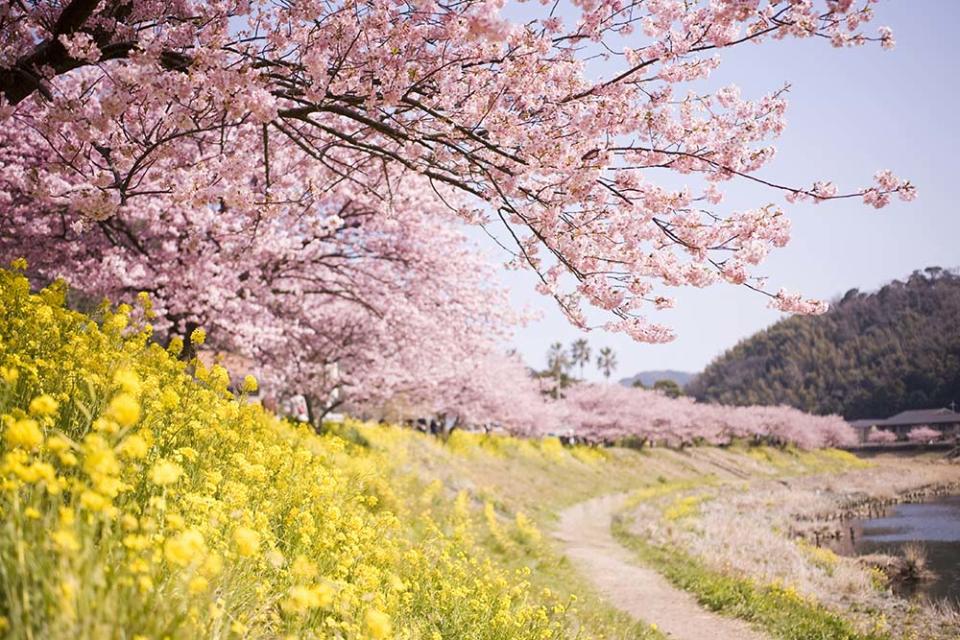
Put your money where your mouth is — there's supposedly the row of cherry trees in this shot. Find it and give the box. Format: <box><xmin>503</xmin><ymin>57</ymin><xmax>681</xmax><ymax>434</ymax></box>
<box><xmin>1</xmin><ymin>0</ymin><xmax>910</xmax><ymax>444</ymax></box>
<box><xmin>544</xmin><ymin>382</ymin><xmax>854</xmax><ymax>448</ymax></box>
<box><xmin>364</xmin><ymin>370</ymin><xmax>857</xmax><ymax>449</ymax></box>
<box><xmin>2</xmin><ymin>122</ymin><xmax>525</xmax><ymax>418</ymax></box>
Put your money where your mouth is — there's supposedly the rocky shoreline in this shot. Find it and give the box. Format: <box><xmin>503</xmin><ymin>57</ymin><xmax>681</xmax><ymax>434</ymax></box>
<box><xmin>789</xmin><ymin>479</ymin><xmax>960</xmax><ymax>547</ymax></box>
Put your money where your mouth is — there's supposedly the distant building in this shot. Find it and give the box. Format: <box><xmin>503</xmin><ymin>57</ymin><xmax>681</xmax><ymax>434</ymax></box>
<box><xmin>849</xmin><ymin>408</ymin><xmax>960</xmax><ymax>443</ymax></box>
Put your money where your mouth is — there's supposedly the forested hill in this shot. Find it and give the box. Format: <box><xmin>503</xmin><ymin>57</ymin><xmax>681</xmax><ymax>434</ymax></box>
<box><xmin>619</xmin><ymin>370</ymin><xmax>695</xmax><ymax>388</ymax></box>
<box><xmin>687</xmin><ymin>268</ymin><xmax>960</xmax><ymax>420</ymax></box>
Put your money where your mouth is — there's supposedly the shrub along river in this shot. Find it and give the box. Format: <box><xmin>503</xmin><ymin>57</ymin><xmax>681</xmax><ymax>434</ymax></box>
<box><xmin>837</xmin><ymin>494</ymin><xmax>960</xmax><ymax>605</ymax></box>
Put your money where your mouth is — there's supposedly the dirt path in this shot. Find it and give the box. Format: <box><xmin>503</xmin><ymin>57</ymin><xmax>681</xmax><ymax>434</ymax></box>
<box><xmin>554</xmin><ymin>494</ymin><xmax>768</xmax><ymax>640</ymax></box>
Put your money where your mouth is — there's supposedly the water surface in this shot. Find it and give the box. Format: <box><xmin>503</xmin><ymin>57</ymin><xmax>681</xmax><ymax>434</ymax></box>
<box><xmin>841</xmin><ymin>494</ymin><xmax>960</xmax><ymax>604</ymax></box>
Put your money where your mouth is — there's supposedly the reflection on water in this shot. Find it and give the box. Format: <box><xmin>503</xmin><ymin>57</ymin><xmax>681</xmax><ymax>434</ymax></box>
<box><xmin>838</xmin><ymin>495</ymin><xmax>960</xmax><ymax>605</ymax></box>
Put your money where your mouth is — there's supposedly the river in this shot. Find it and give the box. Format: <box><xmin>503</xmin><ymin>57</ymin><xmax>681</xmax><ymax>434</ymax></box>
<box><xmin>838</xmin><ymin>494</ymin><xmax>960</xmax><ymax>605</ymax></box>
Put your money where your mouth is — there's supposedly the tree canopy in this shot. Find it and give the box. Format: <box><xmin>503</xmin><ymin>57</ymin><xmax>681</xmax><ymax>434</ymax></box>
<box><xmin>2</xmin><ymin>0</ymin><xmax>913</xmax><ymax>344</ymax></box>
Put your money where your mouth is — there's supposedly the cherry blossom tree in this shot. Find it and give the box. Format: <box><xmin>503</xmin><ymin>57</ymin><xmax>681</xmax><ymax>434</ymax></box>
<box><xmin>561</xmin><ymin>382</ymin><xmax>854</xmax><ymax>448</ymax></box>
<box><xmin>430</xmin><ymin>352</ymin><xmax>562</xmax><ymax>437</ymax></box>
<box><xmin>907</xmin><ymin>426</ymin><xmax>941</xmax><ymax>444</ymax></box>
<box><xmin>0</xmin><ymin>123</ymin><xmax>523</xmax><ymax>422</ymax></box>
<box><xmin>0</xmin><ymin>0</ymin><xmax>919</xmax><ymax>443</ymax></box>
<box><xmin>1</xmin><ymin>0</ymin><xmax>916</xmax><ymax>342</ymax></box>
<box><xmin>866</xmin><ymin>428</ymin><xmax>897</xmax><ymax>444</ymax></box>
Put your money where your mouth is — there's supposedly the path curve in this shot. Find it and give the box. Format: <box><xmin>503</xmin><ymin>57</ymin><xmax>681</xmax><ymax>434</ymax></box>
<box><xmin>554</xmin><ymin>494</ymin><xmax>768</xmax><ymax>640</ymax></box>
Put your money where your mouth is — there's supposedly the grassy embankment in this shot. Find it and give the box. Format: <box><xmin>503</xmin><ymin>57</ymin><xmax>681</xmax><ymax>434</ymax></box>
<box><xmin>381</xmin><ymin>428</ymin><xmax>880</xmax><ymax>640</ymax></box>
<box><xmin>0</xmin><ymin>263</ymin><xmax>877</xmax><ymax>639</ymax></box>
<box><xmin>0</xmin><ymin>264</ymin><xmax>668</xmax><ymax>640</ymax></box>
<box><xmin>610</xmin><ymin>448</ymin><xmax>899</xmax><ymax>640</ymax></box>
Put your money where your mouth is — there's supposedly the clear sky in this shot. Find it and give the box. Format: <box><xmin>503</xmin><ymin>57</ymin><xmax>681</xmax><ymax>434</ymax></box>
<box><xmin>467</xmin><ymin>2</ymin><xmax>960</xmax><ymax>381</ymax></box>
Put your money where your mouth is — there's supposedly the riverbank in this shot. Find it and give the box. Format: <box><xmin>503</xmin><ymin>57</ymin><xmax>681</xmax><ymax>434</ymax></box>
<box><xmin>385</xmin><ymin>434</ymin><xmax>875</xmax><ymax>639</ymax></box>
<box><xmin>614</xmin><ymin>455</ymin><xmax>960</xmax><ymax>639</ymax></box>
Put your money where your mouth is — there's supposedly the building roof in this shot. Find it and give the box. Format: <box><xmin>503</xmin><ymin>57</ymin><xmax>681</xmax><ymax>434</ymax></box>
<box><xmin>884</xmin><ymin>408</ymin><xmax>960</xmax><ymax>426</ymax></box>
<box><xmin>851</xmin><ymin>408</ymin><xmax>960</xmax><ymax>428</ymax></box>
<box><xmin>887</xmin><ymin>408</ymin><xmax>956</xmax><ymax>421</ymax></box>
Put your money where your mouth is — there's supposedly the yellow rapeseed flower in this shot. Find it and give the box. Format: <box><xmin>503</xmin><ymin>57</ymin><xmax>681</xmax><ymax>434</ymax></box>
<box><xmin>106</xmin><ymin>393</ymin><xmax>140</xmax><ymax>428</ymax></box>
<box><xmin>167</xmin><ymin>335</ymin><xmax>184</xmax><ymax>356</ymax></box>
<box><xmin>92</xmin><ymin>417</ymin><xmax>119</xmax><ymax>435</ymax></box>
<box><xmin>58</xmin><ymin>451</ymin><xmax>78</xmax><ymax>466</ymax></box>
<box><xmin>0</xmin><ymin>268</ymin><xmax>581</xmax><ymax>640</ymax></box>
<box><xmin>45</xmin><ymin>434</ymin><xmax>70</xmax><ymax>453</ymax></box>
<box><xmin>28</xmin><ymin>394</ymin><xmax>59</xmax><ymax>417</ymax></box>
<box><xmin>284</xmin><ymin>585</ymin><xmax>321</xmax><ymax>613</ymax></box>
<box><xmin>242</xmin><ymin>374</ymin><xmax>258</xmax><ymax>394</ymax></box>
<box><xmin>164</xmin><ymin>529</ymin><xmax>206</xmax><ymax>566</ymax></box>
<box><xmin>121</xmin><ymin>514</ymin><xmax>139</xmax><ymax>531</ymax></box>
<box><xmin>365</xmin><ymin>608</ymin><xmax>392</xmax><ymax>639</ymax></box>
<box><xmin>122</xmin><ymin>535</ymin><xmax>150</xmax><ymax>551</ymax></box>
<box><xmin>5</xmin><ymin>418</ymin><xmax>43</xmax><ymax>449</ymax></box>
<box><xmin>58</xmin><ymin>507</ymin><xmax>75</xmax><ymax>526</ymax></box>
<box><xmin>313</xmin><ymin>582</ymin><xmax>335</xmax><ymax>608</ymax></box>
<box><xmin>161</xmin><ymin>388</ymin><xmax>180</xmax><ymax>409</ymax></box>
<box><xmin>118</xmin><ymin>434</ymin><xmax>149</xmax><ymax>459</ymax></box>
<box><xmin>138</xmin><ymin>576</ymin><xmax>153</xmax><ymax>593</ymax></box>
<box><xmin>149</xmin><ymin>459</ymin><xmax>183</xmax><ymax>486</ymax></box>
<box><xmin>291</xmin><ymin>555</ymin><xmax>318</xmax><ymax>581</ymax></box>
<box><xmin>203</xmin><ymin>553</ymin><xmax>224</xmax><ymax>577</ymax></box>
<box><xmin>188</xmin><ymin>576</ymin><xmax>209</xmax><ymax>594</ymax></box>
<box><xmin>83</xmin><ymin>436</ymin><xmax>120</xmax><ymax>477</ymax></box>
<box><xmin>233</xmin><ymin>527</ymin><xmax>261</xmax><ymax>557</ymax></box>
<box><xmin>190</xmin><ymin>327</ymin><xmax>206</xmax><ymax>346</ymax></box>
<box><xmin>113</xmin><ymin>368</ymin><xmax>143</xmax><ymax>395</ymax></box>
<box><xmin>79</xmin><ymin>490</ymin><xmax>110</xmax><ymax>513</ymax></box>
<box><xmin>52</xmin><ymin>529</ymin><xmax>81</xmax><ymax>553</ymax></box>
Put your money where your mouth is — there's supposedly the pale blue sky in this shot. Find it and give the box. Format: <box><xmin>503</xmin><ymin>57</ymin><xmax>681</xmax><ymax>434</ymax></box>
<box><xmin>472</xmin><ymin>2</ymin><xmax>960</xmax><ymax>380</ymax></box>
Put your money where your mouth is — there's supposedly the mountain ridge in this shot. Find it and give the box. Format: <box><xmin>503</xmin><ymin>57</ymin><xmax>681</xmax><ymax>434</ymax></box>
<box><xmin>686</xmin><ymin>267</ymin><xmax>960</xmax><ymax>420</ymax></box>
<box><xmin>619</xmin><ymin>370</ymin><xmax>695</xmax><ymax>388</ymax></box>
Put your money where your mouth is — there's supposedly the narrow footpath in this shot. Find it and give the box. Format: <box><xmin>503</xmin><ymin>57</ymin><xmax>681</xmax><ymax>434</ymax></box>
<box><xmin>554</xmin><ymin>493</ymin><xmax>769</xmax><ymax>640</ymax></box>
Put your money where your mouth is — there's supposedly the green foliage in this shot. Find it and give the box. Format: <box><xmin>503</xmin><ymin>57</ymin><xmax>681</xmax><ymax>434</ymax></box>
<box><xmin>688</xmin><ymin>268</ymin><xmax>960</xmax><ymax>419</ymax></box>
<box><xmin>652</xmin><ymin>379</ymin><xmax>683</xmax><ymax>398</ymax></box>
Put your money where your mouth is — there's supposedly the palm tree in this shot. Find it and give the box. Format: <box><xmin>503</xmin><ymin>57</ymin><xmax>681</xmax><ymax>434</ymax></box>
<box><xmin>570</xmin><ymin>338</ymin><xmax>591</xmax><ymax>380</ymax></box>
<box><xmin>546</xmin><ymin>342</ymin><xmax>571</xmax><ymax>398</ymax></box>
<box><xmin>596</xmin><ymin>347</ymin><xmax>617</xmax><ymax>380</ymax></box>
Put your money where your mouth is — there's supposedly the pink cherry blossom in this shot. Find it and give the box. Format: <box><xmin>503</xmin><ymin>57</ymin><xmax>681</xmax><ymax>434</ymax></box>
<box><xmin>906</xmin><ymin>426</ymin><xmax>941</xmax><ymax>443</ymax></box>
<box><xmin>560</xmin><ymin>383</ymin><xmax>855</xmax><ymax>449</ymax></box>
<box><xmin>0</xmin><ymin>0</ymin><xmax>914</xmax><ymax>344</ymax></box>
<box><xmin>866</xmin><ymin>428</ymin><xmax>897</xmax><ymax>444</ymax></box>
<box><xmin>0</xmin><ymin>0</ymin><xmax>915</xmax><ymax>444</ymax></box>
<box><xmin>769</xmin><ymin>288</ymin><xmax>830</xmax><ymax>315</ymax></box>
